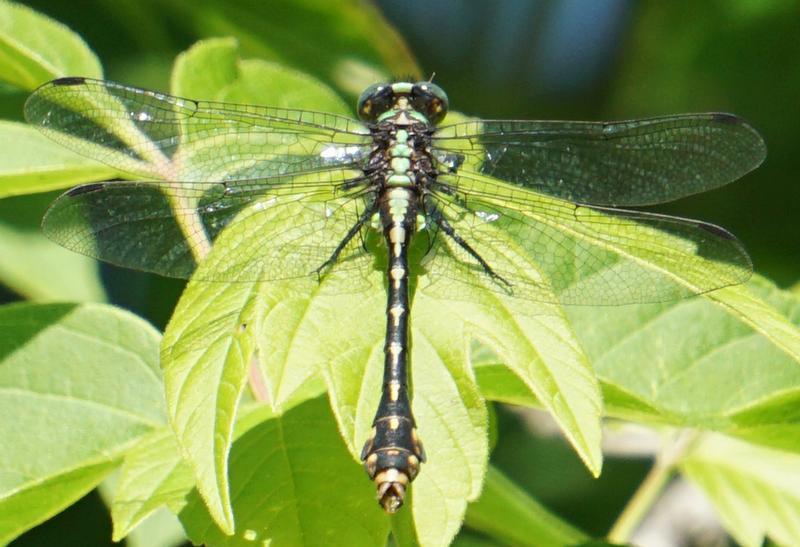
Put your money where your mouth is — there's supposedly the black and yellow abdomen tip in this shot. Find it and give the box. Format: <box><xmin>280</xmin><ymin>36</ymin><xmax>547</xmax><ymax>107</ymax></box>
<box><xmin>364</xmin><ymin>445</ymin><xmax>422</xmax><ymax>512</ymax></box>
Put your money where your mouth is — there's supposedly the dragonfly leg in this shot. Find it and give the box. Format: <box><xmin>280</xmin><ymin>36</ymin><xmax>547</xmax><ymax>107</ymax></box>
<box><xmin>313</xmin><ymin>200</ymin><xmax>378</xmax><ymax>279</ymax></box>
<box><xmin>425</xmin><ymin>200</ymin><xmax>512</xmax><ymax>289</ymax></box>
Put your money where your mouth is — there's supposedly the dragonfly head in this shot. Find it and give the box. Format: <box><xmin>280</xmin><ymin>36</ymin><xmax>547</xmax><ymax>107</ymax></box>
<box><xmin>357</xmin><ymin>81</ymin><xmax>449</xmax><ymax>125</ymax></box>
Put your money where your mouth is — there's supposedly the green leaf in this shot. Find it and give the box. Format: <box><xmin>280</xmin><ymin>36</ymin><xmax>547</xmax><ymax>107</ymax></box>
<box><xmin>451</xmin><ymin>532</ymin><xmax>502</xmax><ymax>547</ymax></box>
<box><xmin>0</xmin><ymin>121</ymin><xmax>116</xmax><ymax>198</ymax></box>
<box><xmin>0</xmin><ymin>220</ymin><xmax>106</xmax><ymax>301</ymax></box>
<box><xmin>160</xmin><ymin>192</ymin><xmax>493</xmax><ymax>542</ymax></box>
<box><xmin>171</xmin><ymin>37</ymin><xmax>352</xmax><ymax>116</ymax></box>
<box><xmin>0</xmin><ymin>1</ymin><xmax>102</xmax><ymax>90</ymax></box>
<box><xmin>0</xmin><ymin>302</ymin><xmax>163</xmax><ymax>544</ymax></box>
<box><xmin>110</xmin><ymin>404</ymin><xmax>273</xmax><ymax>543</ymax></box>
<box><xmin>160</xmin><ymin>47</ymin><xmax>364</xmax><ymax>533</ymax></box>
<box><xmin>163</xmin><ymin>190</ymin><xmax>603</xmax><ymax>542</ymax></box>
<box><xmin>464</xmin><ymin>465</ymin><xmax>588</xmax><ymax>547</ymax></box>
<box><xmin>125</xmin><ymin>508</ymin><xmax>189</xmax><ymax>547</ymax></box>
<box><xmin>708</xmin><ymin>280</ymin><xmax>800</xmax><ymax>365</ymax></box>
<box><xmin>681</xmin><ymin>433</ymin><xmax>800</xmax><ymax>547</ymax></box>
<box><xmin>162</xmin><ymin>278</ymin><xmax>254</xmax><ymax>532</ymax></box>
<box><xmin>159</xmin><ymin>51</ymin><xmax>601</xmax><ymax>538</ymax></box>
<box><xmin>163</xmin><ymin>197</ymin><xmax>600</xmax><ymax>543</ymax></box>
<box><xmin>412</xmin><ymin>242</ymin><xmax>605</xmax><ymax>481</ymax></box>
<box><xmin>170</xmin><ymin>37</ymin><xmax>240</xmax><ymax>100</ymax></box>
<box><xmin>179</xmin><ymin>396</ymin><xmax>390</xmax><ymax>546</ymax></box>
<box><xmin>111</xmin><ymin>428</ymin><xmax>195</xmax><ymax>541</ymax></box>
<box><xmin>474</xmin><ymin>359</ymin><xmax>541</xmax><ymax>407</ymax></box>
<box><xmin>412</xmin><ymin>292</ymin><xmax>599</xmax><ymax>540</ymax></box>
<box><xmin>0</xmin><ymin>460</ymin><xmax>120</xmax><ymax>545</ymax></box>
<box><xmin>98</xmin><ymin>467</ymin><xmax>189</xmax><ymax>547</ymax></box>
<box><xmin>566</xmin><ymin>275</ymin><xmax>800</xmax><ymax>452</ymax></box>
<box><xmin>158</xmin><ymin>0</ymin><xmax>421</xmax><ymax>95</ymax></box>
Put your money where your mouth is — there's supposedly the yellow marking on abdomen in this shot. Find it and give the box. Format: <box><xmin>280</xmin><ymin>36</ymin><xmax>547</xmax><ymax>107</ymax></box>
<box><xmin>388</xmin><ymin>380</ymin><xmax>401</xmax><ymax>401</ymax></box>
<box><xmin>388</xmin><ymin>226</ymin><xmax>406</xmax><ymax>244</ymax></box>
<box><xmin>389</xmin><ymin>306</ymin><xmax>405</xmax><ymax>326</ymax></box>
<box><xmin>390</xmin><ymin>267</ymin><xmax>406</xmax><ymax>289</ymax></box>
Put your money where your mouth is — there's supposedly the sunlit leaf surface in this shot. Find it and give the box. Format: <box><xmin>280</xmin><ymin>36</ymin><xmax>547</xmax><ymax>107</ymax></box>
<box><xmin>0</xmin><ymin>303</ymin><xmax>162</xmax><ymax>544</ymax></box>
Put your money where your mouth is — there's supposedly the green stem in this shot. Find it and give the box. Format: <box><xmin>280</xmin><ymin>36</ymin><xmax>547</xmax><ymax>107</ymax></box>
<box><xmin>607</xmin><ymin>429</ymin><xmax>700</xmax><ymax>543</ymax></box>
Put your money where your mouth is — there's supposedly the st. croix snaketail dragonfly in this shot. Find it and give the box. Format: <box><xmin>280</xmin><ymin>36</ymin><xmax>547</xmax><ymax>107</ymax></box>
<box><xmin>25</xmin><ymin>77</ymin><xmax>765</xmax><ymax>512</ymax></box>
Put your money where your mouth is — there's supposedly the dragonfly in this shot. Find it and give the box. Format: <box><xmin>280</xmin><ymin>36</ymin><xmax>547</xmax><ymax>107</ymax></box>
<box><xmin>25</xmin><ymin>77</ymin><xmax>765</xmax><ymax>512</ymax></box>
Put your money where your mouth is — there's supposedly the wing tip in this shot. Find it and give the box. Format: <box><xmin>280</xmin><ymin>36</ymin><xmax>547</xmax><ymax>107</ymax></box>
<box><xmin>65</xmin><ymin>183</ymin><xmax>105</xmax><ymax>196</ymax></box>
<box><xmin>51</xmin><ymin>76</ymin><xmax>87</xmax><ymax>87</ymax></box>
<box><xmin>699</xmin><ymin>221</ymin><xmax>737</xmax><ymax>241</ymax></box>
<box><xmin>710</xmin><ymin>112</ymin><xmax>767</xmax><ymax>168</ymax></box>
<box><xmin>710</xmin><ymin>112</ymin><xmax>741</xmax><ymax>125</ymax></box>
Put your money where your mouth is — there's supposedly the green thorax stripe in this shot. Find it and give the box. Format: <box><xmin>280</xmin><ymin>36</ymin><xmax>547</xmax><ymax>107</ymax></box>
<box><xmin>377</xmin><ymin>108</ymin><xmax>430</xmax><ymax>124</ymax></box>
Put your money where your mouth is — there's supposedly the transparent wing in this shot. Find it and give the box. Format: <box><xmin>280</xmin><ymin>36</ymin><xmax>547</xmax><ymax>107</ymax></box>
<box><xmin>417</xmin><ymin>173</ymin><xmax>752</xmax><ymax>305</ymax></box>
<box><xmin>24</xmin><ymin>77</ymin><xmax>372</xmax><ymax>182</ymax></box>
<box><xmin>42</xmin><ymin>169</ymin><xmax>377</xmax><ymax>283</ymax></box>
<box><xmin>433</xmin><ymin>114</ymin><xmax>766</xmax><ymax>206</ymax></box>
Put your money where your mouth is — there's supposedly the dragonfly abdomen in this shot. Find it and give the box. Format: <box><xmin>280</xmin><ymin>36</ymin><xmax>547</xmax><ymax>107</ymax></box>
<box><xmin>360</xmin><ymin>107</ymin><xmax>436</xmax><ymax>511</ymax></box>
<box><xmin>360</xmin><ymin>184</ymin><xmax>427</xmax><ymax>512</ymax></box>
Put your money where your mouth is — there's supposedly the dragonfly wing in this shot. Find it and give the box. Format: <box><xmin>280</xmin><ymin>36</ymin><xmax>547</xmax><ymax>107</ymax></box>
<box><xmin>24</xmin><ymin>77</ymin><xmax>372</xmax><ymax>182</ymax></box>
<box><xmin>42</xmin><ymin>169</ymin><xmax>376</xmax><ymax>283</ymax></box>
<box><xmin>418</xmin><ymin>173</ymin><xmax>752</xmax><ymax>305</ymax></box>
<box><xmin>193</xmin><ymin>189</ymin><xmax>380</xmax><ymax>288</ymax></box>
<box><xmin>433</xmin><ymin>114</ymin><xmax>766</xmax><ymax>206</ymax></box>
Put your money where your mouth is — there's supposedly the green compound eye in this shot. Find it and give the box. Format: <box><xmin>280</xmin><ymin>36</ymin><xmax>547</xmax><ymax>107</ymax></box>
<box><xmin>416</xmin><ymin>82</ymin><xmax>448</xmax><ymax>106</ymax></box>
<box><xmin>410</xmin><ymin>82</ymin><xmax>449</xmax><ymax>124</ymax></box>
<box><xmin>357</xmin><ymin>83</ymin><xmax>394</xmax><ymax>122</ymax></box>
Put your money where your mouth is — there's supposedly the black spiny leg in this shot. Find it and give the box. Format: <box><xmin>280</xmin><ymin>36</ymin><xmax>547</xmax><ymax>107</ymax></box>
<box><xmin>314</xmin><ymin>200</ymin><xmax>378</xmax><ymax>279</ymax></box>
<box><xmin>425</xmin><ymin>199</ymin><xmax>513</xmax><ymax>290</ymax></box>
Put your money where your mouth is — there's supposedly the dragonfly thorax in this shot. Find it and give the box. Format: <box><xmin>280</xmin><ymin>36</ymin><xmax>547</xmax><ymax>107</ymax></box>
<box><xmin>364</xmin><ymin>115</ymin><xmax>438</xmax><ymax>199</ymax></box>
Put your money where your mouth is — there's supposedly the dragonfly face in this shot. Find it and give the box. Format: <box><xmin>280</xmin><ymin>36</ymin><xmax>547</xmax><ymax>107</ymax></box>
<box><xmin>24</xmin><ymin>76</ymin><xmax>765</xmax><ymax>513</ymax></box>
<box><xmin>357</xmin><ymin>81</ymin><xmax>449</xmax><ymax>125</ymax></box>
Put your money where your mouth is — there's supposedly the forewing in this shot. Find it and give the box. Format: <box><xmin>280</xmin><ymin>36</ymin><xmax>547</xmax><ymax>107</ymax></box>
<box><xmin>433</xmin><ymin>114</ymin><xmax>766</xmax><ymax>206</ymax></box>
<box><xmin>194</xmin><ymin>191</ymin><xmax>379</xmax><ymax>287</ymax></box>
<box><xmin>42</xmin><ymin>169</ymin><xmax>376</xmax><ymax>283</ymax></box>
<box><xmin>24</xmin><ymin>77</ymin><xmax>372</xmax><ymax>182</ymax></box>
<box><xmin>419</xmin><ymin>173</ymin><xmax>752</xmax><ymax>305</ymax></box>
